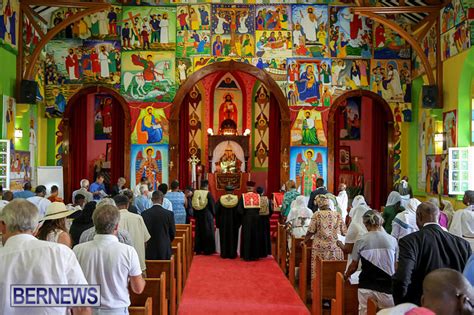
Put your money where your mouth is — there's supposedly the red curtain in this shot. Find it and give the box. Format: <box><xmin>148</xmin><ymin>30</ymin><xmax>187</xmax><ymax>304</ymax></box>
<box><xmin>267</xmin><ymin>95</ymin><xmax>281</xmax><ymax>194</ymax></box>
<box><xmin>69</xmin><ymin>96</ymin><xmax>88</xmax><ymax>199</ymax></box>
<box><xmin>111</xmin><ymin>98</ymin><xmax>125</xmax><ymax>186</ymax></box>
<box><xmin>179</xmin><ymin>95</ymin><xmax>190</xmax><ymax>187</ymax></box>
<box><xmin>371</xmin><ymin>98</ymin><xmax>389</xmax><ymax>210</ymax></box>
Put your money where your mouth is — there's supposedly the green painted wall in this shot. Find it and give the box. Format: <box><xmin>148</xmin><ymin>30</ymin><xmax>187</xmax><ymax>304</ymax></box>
<box><xmin>458</xmin><ymin>48</ymin><xmax>474</xmax><ymax>147</ymax></box>
<box><xmin>0</xmin><ymin>47</ymin><xmax>17</xmax><ymax>134</ymax></box>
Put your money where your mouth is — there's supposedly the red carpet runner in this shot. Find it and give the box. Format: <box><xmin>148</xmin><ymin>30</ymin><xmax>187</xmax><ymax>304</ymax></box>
<box><xmin>178</xmin><ymin>255</ymin><xmax>310</xmax><ymax>315</ymax></box>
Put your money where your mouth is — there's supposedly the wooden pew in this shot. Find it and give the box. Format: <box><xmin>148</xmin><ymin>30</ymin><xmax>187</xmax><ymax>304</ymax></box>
<box><xmin>312</xmin><ymin>257</ymin><xmax>348</xmax><ymax>315</ymax></box>
<box><xmin>176</xmin><ymin>225</ymin><xmax>192</xmax><ymax>273</ymax></box>
<box><xmin>172</xmin><ymin>244</ymin><xmax>183</xmax><ymax>304</ymax></box>
<box><xmin>367</xmin><ymin>298</ymin><xmax>377</xmax><ymax>315</ymax></box>
<box><xmin>130</xmin><ymin>274</ymin><xmax>167</xmax><ymax>315</ymax></box>
<box><xmin>331</xmin><ymin>272</ymin><xmax>359</xmax><ymax>315</ymax></box>
<box><xmin>129</xmin><ymin>297</ymin><xmax>152</xmax><ymax>315</ymax></box>
<box><xmin>277</xmin><ymin>224</ymin><xmax>287</xmax><ymax>273</ymax></box>
<box><xmin>298</xmin><ymin>242</ymin><xmax>312</xmax><ymax>303</ymax></box>
<box><xmin>172</xmin><ymin>236</ymin><xmax>187</xmax><ymax>284</ymax></box>
<box><xmin>288</xmin><ymin>235</ymin><xmax>304</xmax><ymax>286</ymax></box>
<box><xmin>146</xmin><ymin>257</ymin><xmax>177</xmax><ymax>315</ymax></box>
<box><xmin>276</xmin><ymin>224</ymin><xmax>282</xmax><ymax>265</ymax></box>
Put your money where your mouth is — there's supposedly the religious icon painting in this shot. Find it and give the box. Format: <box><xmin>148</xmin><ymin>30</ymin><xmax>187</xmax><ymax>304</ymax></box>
<box><xmin>331</xmin><ymin>59</ymin><xmax>370</xmax><ymax>89</ymax></box>
<box><xmin>82</xmin><ymin>40</ymin><xmax>121</xmax><ymax>89</ymax></box>
<box><xmin>211</xmin><ymin>33</ymin><xmax>255</xmax><ymax>57</ymax></box>
<box><xmin>120</xmin><ymin>51</ymin><xmax>176</xmax><ymax>102</ymax></box>
<box><xmin>94</xmin><ymin>94</ymin><xmax>114</xmax><ymax>140</ymax></box>
<box><xmin>120</xmin><ymin>6</ymin><xmax>176</xmax><ymax>51</ymax></box>
<box><xmin>286</xmin><ymin>58</ymin><xmax>332</xmax><ymax>108</ymax></box>
<box><xmin>425</xmin><ymin>155</ymin><xmax>442</xmax><ymax>195</ymax></box>
<box><xmin>339</xmin><ymin>97</ymin><xmax>361</xmax><ymax>140</ymax></box>
<box><xmin>176</xmin><ymin>30</ymin><xmax>211</xmax><ymax>58</ymax></box>
<box><xmin>390</xmin><ymin>103</ymin><xmax>412</xmax><ymax>123</ymax></box>
<box><xmin>0</xmin><ymin>0</ymin><xmax>19</xmax><ymax>52</ymax></box>
<box><xmin>176</xmin><ymin>58</ymin><xmax>192</xmax><ymax>85</ymax></box>
<box><xmin>440</xmin><ymin>0</ymin><xmax>466</xmax><ymax>34</ymax></box>
<box><xmin>130</xmin><ymin>103</ymin><xmax>169</xmax><ymax>145</ymax></box>
<box><xmin>252</xmin><ymin>57</ymin><xmax>288</xmax><ymax>82</ymax></box>
<box><xmin>338</xmin><ymin>146</ymin><xmax>351</xmax><ymax>171</ymax></box>
<box><xmin>373</xmin><ymin>17</ymin><xmax>411</xmax><ymax>59</ymax></box>
<box><xmin>441</xmin><ymin>21</ymin><xmax>471</xmax><ymax>61</ymax></box>
<box><xmin>329</xmin><ymin>6</ymin><xmax>373</xmax><ymax>59</ymax></box>
<box><xmin>54</xmin><ymin>120</ymin><xmax>64</xmax><ymax>167</ymax></box>
<box><xmin>192</xmin><ymin>55</ymin><xmax>214</xmax><ymax>72</ymax></box>
<box><xmin>289</xmin><ymin>146</ymin><xmax>328</xmax><ymax>197</ymax></box>
<box><xmin>212</xmin><ymin>4</ymin><xmax>255</xmax><ymax>37</ymax></box>
<box><xmin>370</xmin><ymin>59</ymin><xmax>411</xmax><ymax>103</ymax></box>
<box><xmin>44</xmin><ymin>39</ymin><xmax>84</xmax><ymax>84</ymax></box>
<box><xmin>412</xmin><ymin>24</ymin><xmax>437</xmax><ymax>78</ymax></box>
<box><xmin>255</xmin><ymin>30</ymin><xmax>292</xmax><ymax>58</ymax></box>
<box><xmin>44</xmin><ymin>84</ymin><xmax>82</xmax><ymax>119</ymax></box>
<box><xmin>2</xmin><ymin>95</ymin><xmax>16</xmax><ymax>139</ymax></box>
<box><xmin>255</xmin><ymin>5</ymin><xmax>291</xmax><ymax>31</ymax></box>
<box><xmin>292</xmin><ymin>5</ymin><xmax>329</xmax><ymax>58</ymax></box>
<box><xmin>10</xmin><ymin>150</ymin><xmax>31</xmax><ymax>192</ymax></box>
<box><xmin>130</xmin><ymin>144</ymin><xmax>169</xmax><ymax>193</ymax></box>
<box><xmin>443</xmin><ymin>110</ymin><xmax>457</xmax><ymax>149</ymax></box>
<box><xmin>290</xmin><ymin>108</ymin><xmax>327</xmax><ymax>147</ymax></box>
<box><xmin>177</xmin><ymin>4</ymin><xmax>211</xmax><ymax>31</ymax></box>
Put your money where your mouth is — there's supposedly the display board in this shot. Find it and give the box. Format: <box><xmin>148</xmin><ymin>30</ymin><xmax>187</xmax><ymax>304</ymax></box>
<box><xmin>0</xmin><ymin>140</ymin><xmax>10</xmax><ymax>190</ymax></box>
<box><xmin>37</xmin><ymin>166</ymin><xmax>64</xmax><ymax>199</ymax></box>
<box><xmin>448</xmin><ymin>147</ymin><xmax>474</xmax><ymax>195</ymax></box>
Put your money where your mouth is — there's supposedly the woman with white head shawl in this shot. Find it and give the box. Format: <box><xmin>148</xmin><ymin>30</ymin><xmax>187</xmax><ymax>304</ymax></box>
<box><xmin>337</xmin><ymin>195</ymin><xmax>369</xmax><ymax>272</ymax></box>
<box><xmin>441</xmin><ymin>199</ymin><xmax>455</xmax><ymax>228</ymax></box>
<box><xmin>392</xmin><ymin>198</ymin><xmax>421</xmax><ymax>240</ymax></box>
<box><xmin>286</xmin><ymin>195</ymin><xmax>314</xmax><ymax>238</ymax></box>
<box><xmin>336</xmin><ymin>184</ymin><xmax>348</xmax><ymax>221</ymax></box>
<box><xmin>382</xmin><ymin>191</ymin><xmax>404</xmax><ymax>234</ymax></box>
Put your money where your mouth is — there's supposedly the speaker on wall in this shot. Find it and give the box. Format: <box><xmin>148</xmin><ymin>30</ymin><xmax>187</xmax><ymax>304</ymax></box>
<box><xmin>19</xmin><ymin>80</ymin><xmax>38</xmax><ymax>104</ymax></box>
<box><xmin>422</xmin><ymin>85</ymin><xmax>438</xmax><ymax>108</ymax></box>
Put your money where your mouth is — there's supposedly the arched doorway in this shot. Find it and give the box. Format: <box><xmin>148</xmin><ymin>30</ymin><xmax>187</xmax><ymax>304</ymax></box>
<box><xmin>328</xmin><ymin>90</ymin><xmax>395</xmax><ymax>210</ymax></box>
<box><xmin>63</xmin><ymin>86</ymin><xmax>131</xmax><ymax>202</ymax></box>
<box><xmin>170</xmin><ymin>61</ymin><xmax>290</xmax><ymax>194</ymax></box>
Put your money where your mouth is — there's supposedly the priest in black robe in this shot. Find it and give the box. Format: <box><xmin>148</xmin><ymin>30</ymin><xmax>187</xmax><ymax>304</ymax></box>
<box><xmin>238</xmin><ymin>181</ymin><xmax>262</xmax><ymax>261</ymax></box>
<box><xmin>215</xmin><ymin>185</ymin><xmax>241</xmax><ymax>259</ymax></box>
<box><xmin>256</xmin><ymin>186</ymin><xmax>273</xmax><ymax>258</ymax></box>
<box><xmin>192</xmin><ymin>180</ymin><xmax>216</xmax><ymax>255</ymax></box>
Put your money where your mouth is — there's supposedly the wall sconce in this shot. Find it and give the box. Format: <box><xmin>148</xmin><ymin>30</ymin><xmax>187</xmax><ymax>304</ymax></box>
<box><xmin>434</xmin><ymin>133</ymin><xmax>444</xmax><ymax>143</ymax></box>
<box><xmin>243</xmin><ymin>129</ymin><xmax>251</xmax><ymax>136</ymax></box>
<box><xmin>14</xmin><ymin>128</ymin><xmax>23</xmax><ymax>139</ymax></box>
<box><xmin>207</xmin><ymin>128</ymin><xmax>214</xmax><ymax>136</ymax></box>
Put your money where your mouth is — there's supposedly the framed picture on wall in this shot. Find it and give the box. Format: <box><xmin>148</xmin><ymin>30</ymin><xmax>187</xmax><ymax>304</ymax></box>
<box><xmin>339</xmin><ymin>146</ymin><xmax>351</xmax><ymax>170</ymax></box>
<box><xmin>105</xmin><ymin>143</ymin><xmax>112</xmax><ymax>162</ymax></box>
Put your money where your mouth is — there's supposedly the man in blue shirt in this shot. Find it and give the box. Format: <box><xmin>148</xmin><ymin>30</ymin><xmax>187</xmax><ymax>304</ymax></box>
<box><xmin>90</xmin><ymin>174</ymin><xmax>106</xmax><ymax>201</ymax></box>
<box><xmin>13</xmin><ymin>182</ymin><xmax>35</xmax><ymax>199</ymax></box>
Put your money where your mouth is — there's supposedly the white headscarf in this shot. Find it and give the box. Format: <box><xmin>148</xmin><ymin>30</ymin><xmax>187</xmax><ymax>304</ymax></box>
<box><xmin>392</xmin><ymin>198</ymin><xmax>421</xmax><ymax>239</ymax></box>
<box><xmin>405</xmin><ymin>198</ymin><xmax>421</xmax><ymax>213</ymax></box>
<box><xmin>346</xmin><ymin>195</ymin><xmax>370</xmax><ymax>244</ymax></box>
<box><xmin>336</xmin><ymin>190</ymin><xmax>348</xmax><ymax>219</ymax></box>
<box><xmin>286</xmin><ymin>196</ymin><xmax>313</xmax><ymax>224</ymax></box>
<box><xmin>385</xmin><ymin>191</ymin><xmax>402</xmax><ymax>207</ymax></box>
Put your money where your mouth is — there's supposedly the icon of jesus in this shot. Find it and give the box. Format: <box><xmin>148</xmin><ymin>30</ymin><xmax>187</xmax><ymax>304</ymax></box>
<box><xmin>219</xmin><ymin>93</ymin><xmax>238</xmax><ymax>125</ymax></box>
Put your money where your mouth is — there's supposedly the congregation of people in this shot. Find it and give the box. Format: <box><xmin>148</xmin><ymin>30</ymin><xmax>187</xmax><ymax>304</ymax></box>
<box><xmin>0</xmin><ymin>174</ymin><xmax>275</xmax><ymax>314</ymax></box>
<box><xmin>280</xmin><ymin>177</ymin><xmax>474</xmax><ymax>315</ymax></box>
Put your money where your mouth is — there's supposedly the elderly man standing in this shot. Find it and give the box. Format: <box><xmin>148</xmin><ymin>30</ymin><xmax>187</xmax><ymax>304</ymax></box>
<box><xmin>134</xmin><ymin>184</ymin><xmax>153</xmax><ymax>214</ymax></box>
<box><xmin>74</xmin><ymin>204</ymin><xmax>145</xmax><ymax>314</ymax></box>
<box><xmin>27</xmin><ymin>185</ymin><xmax>51</xmax><ymax>218</ymax></box>
<box><xmin>114</xmin><ymin>194</ymin><xmax>151</xmax><ymax>272</ymax></box>
<box><xmin>0</xmin><ymin>200</ymin><xmax>90</xmax><ymax>314</ymax></box>
<box><xmin>111</xmin><ymin>177</ymin><xmax>127</xmax><ymax>197</ymax></box>
<box><xmin>73</xmin><ymin>179</ymin><xmax>94</xmax><ymax>204</ymax></box>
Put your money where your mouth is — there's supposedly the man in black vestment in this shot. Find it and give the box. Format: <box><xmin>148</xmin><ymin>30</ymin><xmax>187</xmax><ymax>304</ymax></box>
<box><xmin>215</xmin><ymin>185</ymin><xmax>241</xmax><ymax>259</ymax></box>
<box><xmin>192</xmin><ymin>180</ymin><xmax>216</xmax><ymax>255</ymax></box>
<box><xmin>238</xmin><ymin>181</ymin><xmax>262</xmax><ymax>261</ymax></box>
<box><xmin>256</xmin><ymin>186</ymin><xmax>273</xmax><ymax>258</ymax></box>
<box><xmin>142</xmin><ymin>191</ymin><xmax>176</xmax><ymax>260</ymax></box>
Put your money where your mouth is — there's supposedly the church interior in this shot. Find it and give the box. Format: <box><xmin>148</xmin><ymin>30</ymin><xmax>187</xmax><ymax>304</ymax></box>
<box><xmin>1</xmin><ymin>0</ymin><xmax>474</xmax><ymax>314</ymax></box>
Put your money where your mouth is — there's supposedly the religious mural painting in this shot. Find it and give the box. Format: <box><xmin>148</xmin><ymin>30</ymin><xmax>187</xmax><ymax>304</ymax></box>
<box><xmin>287</xmin><ymin>58</ymin><xmax>332</xmax><ymax>107</ymax></box>
<box><xmin>390</xmin><ymin>102</ymin><xmax>412</xmax><ymax>123</ymax></box>
<box><xmin>120</xmin><ymin>51</ymin><xmax>176</xmax><ymax>102</ymax></box>
<box><xmin>176</xmin><ymin>58</ymin><xmax>192</xmax><ymax>85</ymax></box>
<box><xmin>329</xmin><ymin>6</ymin><xmax>372</xmax><ymax>59</ymax></box>
<box><xmin>120</xmin><ymin>6</ymin><xmax>176</xmax><ymax>51</ymax></box>
<box><xmin>370</xmin><ymin>59</ymin><xmax>411</xmax><ymax>103</ymax></box>
<box><xmin>213</xmin><ymin>73</ymin><xmax>243</xmax><ymax>132</ymax></box>
<box><xmin>252</xmin><ymin>83</ymin><xmax>270</xmax><ymax>170</ymax></box>
<box><xmin>440</xmin><ymin>0</ymin><xmax>466</xmax><ymax>34</ymax></box>
<box><xmin>339</xmin><ymin>97</ymin><xmax>361</xmax><ymax>140</ymax></box>
<box><xmin>177</xmin><ymin>4</ymin><xmax>211</xmax><ymax>31</ymax></box>
<box><xmin>331</xmin><ymin>58</ymin><xmax>369</xmax><ymax>98</ymax></box>
<box><xmin>252</xmin><ymin>57</ymin><xmax>287</xmax><ymax>82</ymax></box>
<box><xmin>441</xmin><ymin>21</ymin><xmax>471</xmax><ymax>61</ymax></box>
<box><xmin>417</xmin><ymin>110</ymin><xmax>436</xmax><ymax>191</ymax></box>
<box><xmin>443</xmin><ymin>110</ymin><xmax>457</xmax><ymax>149</ymax></box>
<box><xmin>0</xmin><ymin>0</ymin><xmax>19</xmax><ymax>52</ymax></box>
<box><xmin>2</xmin><ymin>95</ymin><xmax>15</xmax><ymax>139</ymax></box>
<box><xmin>45</xmin><ymin>39</ymin><xmax>84</xmax><ymax>84</ymax></box>
<box><xmin>425</xmin><ymin>154</ymin><xmax>442</xmax><ymax>195</ymax></box>
<box><xmin>44</xmin><ymin>84</ymin><xmax>83</xmax><ymax>118</ymax></box>
<box><xmin>211</xmin><ymin>4</ymin><xmax>255</xmax><ymax>57</ymax></box>
<box><xmin>82</xmin><ymin>40</ymin><xmax>122</xmax><ymax>88</ymax></box>
<box><xmin>94</xmin><ymin>94</ymin><xmax>114</xmax><ymax>140</ymax></box>
<box><xmin>290</xmin><ymin>108</ymin><xmax>327</xmax><ymax>147</ymax></box>
<box><xmin>255</xmin><ymin>5</ymin><xmax>291</xmax><ymax>31</ymax></box>
<box><xmin>292</xmin><ymin>5</ymin><xmax>328</xmax><ymax>58</ymax></box>
<box><xmin>54</xmin><ymin>119</ymin><xmax>64</xmax><ymax>167</ymax></box>
<box><xmin>130</xmin><ymin>103</ymin><xmax>169</xmax><ymax>145</ymax></box>
<box><xmin>10</xmin><ymin>150</ymin><xmax>31</xmax><ymax>191</ymax></box>
<box><xmin>412</xmin><ymin>23</ymin><xmax>437</xmax><ymax>78</ymax></box>
<box><xmin>255</xmin><ymin>30</ymin><xmax>292</xmax><ymax>58</ymax></box>
<box><xmin>130</xmin><ymin>144</ymin><xmax>168</xmax><ymax>192</ymax></box>
<box><xmin>290</xmin><ymin>146</ymin><xmax>328</xmax><ymax>196</ymax></box>
<box><xmin>177</xmin><ymin>30</ymin><xmax>211</xmax><ymax>58</ymax></box>
<box><xmin>373</xmin><ymin>16</ymin><xmax>411</xmax><ymax>59</ymax></box>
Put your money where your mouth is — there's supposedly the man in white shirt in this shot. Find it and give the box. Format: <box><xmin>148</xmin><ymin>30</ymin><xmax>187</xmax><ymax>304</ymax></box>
<box><xmin>0</xmin><ymin>199</ymin><xmax>90</xmax><ymax>314</ymax></box>
<box><xmin>134</xmin><ymin>177</ymin><xmax>149</xmax><ymax>197</ymax></box>
<box><xmin>113</xmin><ymin>194</ymin><xmax>151</xmax><ymax>271</ymax></box>
<box><xmin>450</xmin><ymin>190</ymin><xmax>474</xmax><ymax>249</ymax></box>
<box><xmin>26</xmin><ymin>185</ymin><xmax>51</xmax><ymax>218</ymax></box>
<box><xmin>74</xmin><ymin>204</ymin><xmax>145</xmax><ymax>313</ymax></box>
<box><xmin>158</xmin><ymin>183</ymin><xmax>173</xmax><ymax>211</ymax></box>
<box><xmin>72</xmin><ymin>179</ymin><xmax>94</xmax><ymax>204</ymax></box>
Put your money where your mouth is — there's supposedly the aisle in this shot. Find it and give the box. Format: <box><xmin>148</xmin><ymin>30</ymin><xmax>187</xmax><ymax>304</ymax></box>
<box><xmin>178</xmin><ymin>255</ymin><xmax>310</xmax><ymax>315</ymax></box>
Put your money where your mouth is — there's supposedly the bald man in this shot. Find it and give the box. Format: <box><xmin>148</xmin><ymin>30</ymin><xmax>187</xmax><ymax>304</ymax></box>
<box><xmin>393</xmin><ymin>202</ymin><xmax>472</xmax><ymax>305</ymax></box>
